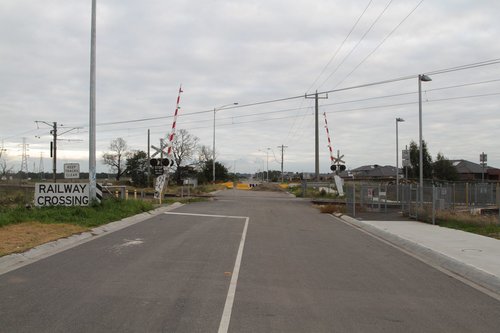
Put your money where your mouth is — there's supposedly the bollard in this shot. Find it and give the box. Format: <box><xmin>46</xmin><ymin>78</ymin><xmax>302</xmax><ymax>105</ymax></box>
<box><xmin>125</xmin><ymin>190</ymin><xmax>129</xmax><ymax>200</ymax></box>
<box><xmin>134</xmin><ymin>189</ymin><xmax>137</xmax><ymax>199</ymax></box>
<box><xmin>115</xmin><ymin>190</ymin><xmax>119</xmax><ymax>198</ymax></box>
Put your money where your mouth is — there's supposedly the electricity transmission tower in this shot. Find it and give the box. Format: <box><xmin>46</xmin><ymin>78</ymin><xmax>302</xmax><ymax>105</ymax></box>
<box><xmin>38</xmin><ymin>152</ymin><xmax>45</xmax><ymax>179</ymax></box>
<box><xmin>35</xmin><ymin>121</ymin><xmax>82</xmax><ymax>182</ymax></box>
<box><xmin>0</xmin><ymin>140</ymin><xmax>6</xmax><ymax>160</ymax></box>
<box><xmin>20</xmin><ymin>137</ymin><xmax>29</xmax><ymax>174</ymax></box>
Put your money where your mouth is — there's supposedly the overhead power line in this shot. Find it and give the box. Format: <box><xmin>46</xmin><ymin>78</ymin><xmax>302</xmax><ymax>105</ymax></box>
<box><xmin>318</xmin><ymin>0</ymin><xmax>395</xmax><ymax>89</ymax></box>
<box><xmin>53</xmin><ymin>58</ymin><xmax>500</xmax><ymax>131</ymax></box>
<box><xmin>333</xmin><ymin>0</ymin><xmax>426</xmax><ymax>89</ymax></box>
<box><xmin>427</xmin><ymin>58</ymin><xmax>500</xmax><ymax>76</ymax></box>
<box><xmin>91</xmin><ymin>91</ymin><xmax>500</xmax><ymax>138</ymax></box>
<box><xmin>307</xmin><ymin>0</ymin><xmax>373</xmax><ymax>93</ymax></box>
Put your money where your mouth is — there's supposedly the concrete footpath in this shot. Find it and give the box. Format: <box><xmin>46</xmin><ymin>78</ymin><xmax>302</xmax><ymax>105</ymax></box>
<box><xmin>336</xmin><ymin>214</ymin><xmax>500</xmax><ymax>299</ymax></box>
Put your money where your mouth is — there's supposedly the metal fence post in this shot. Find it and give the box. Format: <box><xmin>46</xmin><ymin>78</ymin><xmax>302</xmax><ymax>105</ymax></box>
<box><xmin>361</xmin><ymin>185</ymin><xmax>364</xmax><ymax>207</ymax></box>
<box><xmin>384</xmin><ymin>183</ymin><xmax>388</xmax><ymax>213</ymax></box>
<box><xmin>497</xmin><ymin>183</ymin><xmax>500</xmax><ymax>224</ymax></box>
<box><xmin>415</xmin><ymin>185</ymin><xmax>418</xmax><ymax>220</ymax></box>
<box><xmin>377</xmin><ymin>183</ymin><xmax>381</xmax><ymax>211</ymax></box>
<box><xmin>490</xmin><ymin>183</ymin><xmax>494</xmax><ymax>205</ymax></box>
<box><xmin>465</xmin><ymin>183</ymin><xmax>469</xmax><ymax>208</ymax></box>
<box><xmin>353</xmin><ymin>182</ymin><xmax>356</xmax><ymax>217</ymax></box>
<box><xmin>432</xmin><ymin>185</ymin><xmax>436</xmax><ymax>225</ymax></box>
<box><xmin>452</xmin><ymin>183</ymin><xmax>455</xmax><ymax>209</ymax></box>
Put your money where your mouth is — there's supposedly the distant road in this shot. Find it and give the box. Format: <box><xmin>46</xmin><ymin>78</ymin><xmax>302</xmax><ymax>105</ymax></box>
<box><xmin>0</xmin><ymin>189</ymin><xmax>499</xmax><ymax>332</ymax></box>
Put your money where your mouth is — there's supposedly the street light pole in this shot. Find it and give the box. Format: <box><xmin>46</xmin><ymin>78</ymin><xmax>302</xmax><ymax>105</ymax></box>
<box><xmin>396</xmin><ymin>117</ymin><xmax>404</xmax><ymax>202</ymax></box>
<box><xmin>418</xmin><ymin>74</ymin><xmax>432</xmax><ymax>205</ymax></box>
<box><xmin>258</xmin><ymin>148</ymin><xmax>270</xmax><ymax>182</ymax></box>
<box><xmin>213</xmin><ymin>102</ymin><xmax>238</xmax><ymax>184</ymax></box>
<box><xmin>266</xmin><ymin>148</ymin><xmax>270</xmax><ymax>182</ymax></box>
<box><xmin>212</xmin><ymin>107</ymin><xmax>216</xmax><ymax>184</ymax></box>
<box><xmin>89</xmin><ymin>0</ymin><xmax>97</xmax><ymax>201</ymax></box>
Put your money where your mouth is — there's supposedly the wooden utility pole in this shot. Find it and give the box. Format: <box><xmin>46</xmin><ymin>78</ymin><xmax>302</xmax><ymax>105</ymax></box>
<box><xmin>305</xmin><ymin>91</ymin><xmax>328</xmax><ymax>181</ymax></box>
<box><xmin>277</xmin><ymin>144</ymin><xmax>288</xmax><ymax>183</ymax></box>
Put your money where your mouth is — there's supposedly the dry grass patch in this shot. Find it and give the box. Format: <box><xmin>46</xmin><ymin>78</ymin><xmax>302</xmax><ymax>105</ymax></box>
<box><xmin>319</xmin><ymin>204</ymin><xmax>346</xmax><ymax>214</ymax></box>
<box><xmin>0</xmin><ymin>222</ymin><xmax>88</xmax><ymax>257</ymax></box>
<box><xmin>434</xmin><ymin>210</ymin><xmax>500</xmax><ymax>240</ymax></box>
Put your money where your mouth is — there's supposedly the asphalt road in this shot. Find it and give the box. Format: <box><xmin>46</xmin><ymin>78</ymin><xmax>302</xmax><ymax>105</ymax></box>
<box><xmin>1</xmin><ymin>189</ymin><xmax>499</xmax><ymax>332</ymax></box>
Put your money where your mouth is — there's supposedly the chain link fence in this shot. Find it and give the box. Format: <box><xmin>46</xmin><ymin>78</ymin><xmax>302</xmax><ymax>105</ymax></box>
<box><xmin>302</xmin><ymin>180</ymin><xmax>500</xmax><ymax>223</ymax></box>
<box><xmin>0</xmin><ymin>184</ymin><xmax>35</xmax><ymax>206</ymax></box>
<box><xmin>345</xmin><ymin>182</ymin><xmax>500</xmax><ymax>223</ymax></box>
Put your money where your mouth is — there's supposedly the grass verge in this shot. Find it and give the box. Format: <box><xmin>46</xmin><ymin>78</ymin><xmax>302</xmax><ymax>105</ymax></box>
<box><xmin>0</xmin><ymin>198</ymin><xmax>154</xmax><ymax>229</ymax></box>
<box><xmin>435</xmin><ymin>211</ymin><xmax>500</xmax><ymax>240</ymax></box>
<box><xmin>0</xmin><ymin>199</ymin><xmax>155</xmax><ymax>256</ymax></box>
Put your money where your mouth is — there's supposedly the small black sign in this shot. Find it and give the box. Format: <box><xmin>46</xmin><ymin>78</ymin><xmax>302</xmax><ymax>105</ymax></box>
<box><xmin>153</xmin><ymin>166</ymin><xmax>164</xmax><ymax>176</ymax></box>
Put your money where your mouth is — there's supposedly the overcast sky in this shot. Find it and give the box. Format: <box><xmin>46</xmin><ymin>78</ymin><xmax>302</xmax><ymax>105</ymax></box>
<box><xmin>1</xmin><ymin>0</ymin><xmax>500</xmax><ymax>176</ymax></box>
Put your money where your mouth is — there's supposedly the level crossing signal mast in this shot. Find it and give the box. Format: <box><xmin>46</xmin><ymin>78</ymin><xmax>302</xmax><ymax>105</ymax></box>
<box><xmin>149</xmin><ymin>158</ymin><xmax>174</xmax><ymax>167</ymax></box>
<box><xmin>330</xmin><ymin>151</ymin><xmax>346</xmax><ymax>173</ymax></box>
<box><xmin>150</xmin><ymin>85</ymin><xmax>183</xmax><ymax>202</ymax></box>
<box><xmin>323</xmin><ymin>113</ymin><xmax>346</xmax><ymax>173</ymax></box>
<box><xmin>149</xmin><ymin>157</ymin><xmax>175</xmax><ymax>176</ymax></box>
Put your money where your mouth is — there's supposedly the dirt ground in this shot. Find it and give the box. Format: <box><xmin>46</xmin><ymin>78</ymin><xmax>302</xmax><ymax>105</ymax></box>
<box><xmin>0</xmin><ymin>222</ymin><xmax>87</xmax><ymax>257</ymax></box>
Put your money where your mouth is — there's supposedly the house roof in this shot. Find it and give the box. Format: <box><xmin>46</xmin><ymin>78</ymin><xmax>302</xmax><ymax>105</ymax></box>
<box><xmin>351</xmin><ymin>165</ymin><xmax>397</xmax><ymax>177</ymax></box>
<box><xmin>450</xmin><ymin>160</ymin><xmax>486</xmax><ymax>174</ymax></box>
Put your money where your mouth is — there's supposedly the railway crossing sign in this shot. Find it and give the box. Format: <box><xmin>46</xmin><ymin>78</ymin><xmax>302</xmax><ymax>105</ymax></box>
<box><xmin>330</xmin><ymin>151</ymin><xmax>346</xmax><ymax>172</ymax></box>
<box><xmin>151</xmin><ymin>140</ymin><xmax>169</xmax><ymax>158</ymax></box>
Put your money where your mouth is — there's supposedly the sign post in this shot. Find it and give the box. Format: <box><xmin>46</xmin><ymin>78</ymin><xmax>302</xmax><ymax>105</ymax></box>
<box><xmin>480</xmin><ymin>152</ymin><xmax>487</xmax><ymax>182</ymax></box>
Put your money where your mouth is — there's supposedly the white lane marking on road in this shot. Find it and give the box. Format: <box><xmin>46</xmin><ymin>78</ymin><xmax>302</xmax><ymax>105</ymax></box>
<box><xmin>218</xmin><ymin>216</ymin><xmax>249</xmax><ymax>333</ymax></box>
<box><xmin>164</xmin><ymin>212</ymin><xmax>248</xmax><ymax>219</ymax></box>
<box><xmin>111</xmin><ymin>238</ymin><xmax>144</xmax><ymax>255</ymax></box>
<box><xmin>120</xmin><ymin>238</ymin><xmax>144</xmax><ymax>247</ymax></box>
<box><xmin>164</xmin><ymin>211</ymin><xmax>249</xmax><ymax>333</ymax></box>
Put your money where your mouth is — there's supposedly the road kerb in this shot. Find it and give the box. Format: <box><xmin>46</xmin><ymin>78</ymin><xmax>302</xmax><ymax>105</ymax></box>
<box><xmin>333</xmin><ymin>213</ymin><xmax>500</xmax><ymax>300</ymax></box>
<box><xmin>0</xmin><ymin>202</ymin><xmax>183</xmax><ymax>276</ymax></box>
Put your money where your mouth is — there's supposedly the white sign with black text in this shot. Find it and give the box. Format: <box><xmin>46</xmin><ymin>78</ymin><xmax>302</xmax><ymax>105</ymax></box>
<box><xmin>35</xmin><ymin>183</ymin><xmax>89</xmax><ymax>207</ymax></box>
<box><xmin>64</xmin><ymin>163</ymin><xmax>80</xmax><ymax>179</ymax></box>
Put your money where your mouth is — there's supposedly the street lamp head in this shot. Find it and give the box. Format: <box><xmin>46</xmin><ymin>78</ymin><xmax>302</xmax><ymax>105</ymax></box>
<box><xmin>396</xmin><ymin>117</ymin><xmax>405</xmax><ymax>122</ymax></box>
<box><xmin>419</xmin><ymin>74</ymin><xmax>432</xmax><ymax>82</ymax></box>
<box><xmin>215</xmin><ymin>102</ymin><xmax>239</xmax><ymax>111</ymax></box>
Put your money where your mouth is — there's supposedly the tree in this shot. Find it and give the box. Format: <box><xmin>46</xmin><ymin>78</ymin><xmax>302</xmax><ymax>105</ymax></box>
<box><xmin>0</xmin><ymin>158</ymin><xmax>14</xmax><ymax>178</ymax></box>
<box><xmin>172</xmin><ymin>129</ymin><xmax>199</xmax><ymax>184</ymax></box>
<box><xmin>126</xmin><ymin>150</ymin><xmax>149</xmax><ymax>187</ymax></box>
<box><xmin>199</xmin><ymin>159</ymin><xmax>229</xmax><ymax>183</ymax></box>
<box><xmin>102</xmin><ymin>138</ymin><xmax>130</xmax><ymax>181</ymax></box>
<box><xmin>0</xmin><ymin>148</ymin><xmax>13</xmax><ymax>179</ymax></box>
<box><xmin>197</xmin><ymin>145</ymin><xmax>213</xmax><ymax>164</ymax></box>
<box><xmin>433</xmin><ymin>153</ymin><xmax>459</xmax><ymax>181</ymax></box>
<box><xmin>407</xmin><ymin>140</ymin><xmax>433</xmax><ymax>179</ymax></box>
